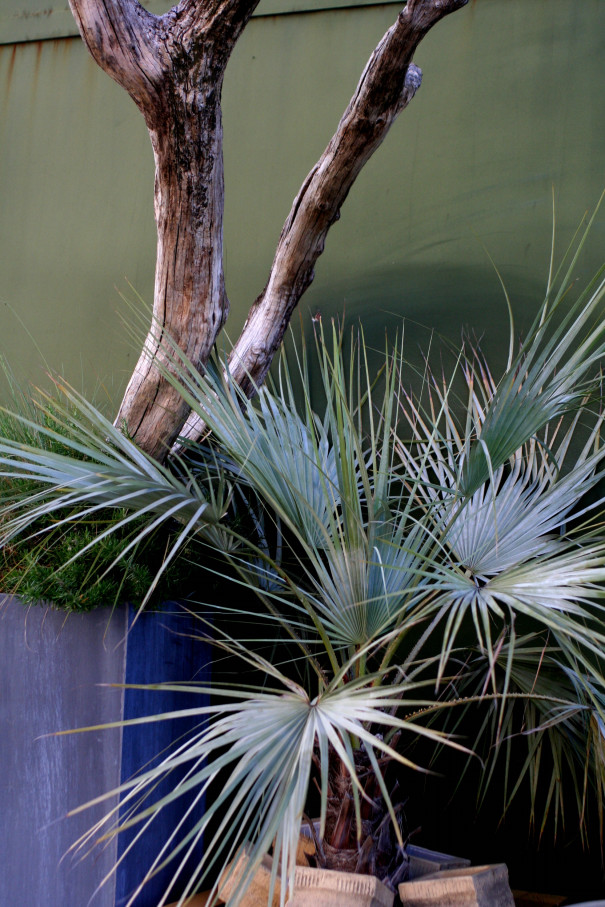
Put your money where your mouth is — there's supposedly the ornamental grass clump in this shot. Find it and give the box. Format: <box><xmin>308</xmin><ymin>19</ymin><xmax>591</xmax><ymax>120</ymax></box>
<box><xmin>0</xmin><ymin>210</ymin><xmax>605</xmax><ymax>905</ymax></box>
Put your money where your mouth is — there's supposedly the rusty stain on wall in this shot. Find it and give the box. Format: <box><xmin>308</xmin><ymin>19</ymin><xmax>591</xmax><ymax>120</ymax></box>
<box><xmin>7</xmin><ymin>44</ymin><xmax>17</xmax><ymax>91</ymax></box>
<box><xmin>1</xmin><ymin>44</ymin><xmax>18</xmax><ymax>108</ymax></box>
<box><xmin>32</xmin><ymin>38</ymin><xmax>42</xmax><ymax>88</ymax></box>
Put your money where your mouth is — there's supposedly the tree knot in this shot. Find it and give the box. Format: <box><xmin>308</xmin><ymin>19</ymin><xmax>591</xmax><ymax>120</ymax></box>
<box><xmin>404</xmin><ymin>63</ymin><xmax>422</xmax><ymax>96</ymax></box>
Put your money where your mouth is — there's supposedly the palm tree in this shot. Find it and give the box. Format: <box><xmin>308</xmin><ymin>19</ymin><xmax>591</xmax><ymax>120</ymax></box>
<box><xmin>1</xmin><ymin>208</ymin><xmax>605</xmax><ymax>906</ymax></box>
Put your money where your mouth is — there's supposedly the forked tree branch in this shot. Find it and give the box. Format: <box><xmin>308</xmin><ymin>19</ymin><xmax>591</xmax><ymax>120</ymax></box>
<box><xmin>67</xmin><ymin>0</ymin><xmax>163</xmax><ymax>118</ymax></box>
<box><xmin>166</xmin><ymin>0</ymin><xmax>261</xmax><ymax>52</ymax></box>
<box><xmin>177</xmin><ymin>0</ymin><xmax>468</xmax><ymax>446</ymax></box>
<box><xmin>67</xmin><ymin>0</ymin><xmax>467</xmax><ymax>459</ymax></box>
<box><xmin>68</xmin><ymin>0</ymin><xmax>260</xmax><ymax>120</ymax></box>
<box><xmin>69</xmin><ymin>0</ymin><xmax>261</xmax><ymax>459</ymax></box>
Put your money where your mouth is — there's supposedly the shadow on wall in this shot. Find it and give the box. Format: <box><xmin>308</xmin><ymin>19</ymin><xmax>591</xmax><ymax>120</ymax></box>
<box><xmin>298</xmin><ymin>263</ymin><xmax>552</xmax><ymax>389</ymax></box>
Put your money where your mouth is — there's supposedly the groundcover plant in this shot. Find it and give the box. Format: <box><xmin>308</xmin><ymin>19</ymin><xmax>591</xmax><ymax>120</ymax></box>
<box><xmin>1</xmin><ymin>210</ymin><xmax>605</xmax><ymax>905</ymax></box>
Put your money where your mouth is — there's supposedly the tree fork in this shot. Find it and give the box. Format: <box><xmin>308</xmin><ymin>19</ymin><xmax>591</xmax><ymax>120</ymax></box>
<box><xmin>67</xmin><ymin>0</ymin><xmax>468</xmax><ymax>460</ymax></box>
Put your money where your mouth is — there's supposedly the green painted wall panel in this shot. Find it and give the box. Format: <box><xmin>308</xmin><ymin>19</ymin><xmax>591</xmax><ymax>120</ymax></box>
<box><xmin>0</xmin><ymin>0</ymin><xmax>394</xmax><ymax>45</ymax></box>
<box><xmin>222</xmin><ymin>0</ymin><xmax>605</xmax><ymax>365</ymax></box>
<box><xmin>0</xmin><ymin>35</ymin><xmax>155</xmax><ymax>399</ymax></box>
<box><xmin>0</xmin><ymin>0</ymin><xmax>73</xmax><ymax>45</ymax></box>
<box><xmin>0</xmin><ymin>0</ymin><xmax>604</xmax><ymax>404</ymax></box>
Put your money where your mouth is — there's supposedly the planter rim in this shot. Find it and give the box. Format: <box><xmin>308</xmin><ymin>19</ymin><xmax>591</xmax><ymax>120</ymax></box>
<box><xmin>411</xmin><ymin>863</ymin><xmax>508</xmax><ymax>882</ymax></box>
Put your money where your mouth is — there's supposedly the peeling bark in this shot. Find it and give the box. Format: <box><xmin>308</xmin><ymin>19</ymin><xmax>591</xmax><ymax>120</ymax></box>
<box><xmin>67</xmin><ymin>0</ymin><xmax>468</xmax><ymax>460</ymax></box>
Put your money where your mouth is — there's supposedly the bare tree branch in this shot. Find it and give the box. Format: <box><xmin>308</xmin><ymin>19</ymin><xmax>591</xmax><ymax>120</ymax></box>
<box><xmin>67</xmin><ymin>0</ymin><xmax>163</xmax><ymax>117</ymax></box>
<box><xmin>166</xmin><ymin>0</ymin><xmax>261</xmax><ymax>52</ymax></box>
<box><xmin>68</xmin><ymin>0</ymin><xmax>262</xmax><ymax>459</ymax></box>
<box><xmin>68</xmin><ymin>0</ymin><xmax>467</xmax><ymax>458</ymax></box>
<box><xmin>177</xmin><ymin>0</ymin><xmax>468</xmax><ymax>446</ymax></box>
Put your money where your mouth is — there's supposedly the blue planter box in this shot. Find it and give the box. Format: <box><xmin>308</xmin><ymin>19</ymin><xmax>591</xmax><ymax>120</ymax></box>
<box><xmin>0</xmin><ymin>598</ymin><xmax>210</xmax><ymax>906</ymax></box>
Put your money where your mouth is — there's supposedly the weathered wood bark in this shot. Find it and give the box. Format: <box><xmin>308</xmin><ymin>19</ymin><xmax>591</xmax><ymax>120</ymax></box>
<box><xmin>178</xmin><ymin>0</ymin><xmax>468</xmax><ymax>446</ymax></box>
<box><xmin>68</xmin><ymin>0</ymin><xmax>468</xmax><ymax>460</ymax></box>
<box><xmin>229</xmin><ymin>56</ymin><xmax>424</xmax><ymax>398</ymax></box>
<box><xmin>68</xmin><ymin>0</ymin><xmax>260</xmax><ymax>460</ymax></box>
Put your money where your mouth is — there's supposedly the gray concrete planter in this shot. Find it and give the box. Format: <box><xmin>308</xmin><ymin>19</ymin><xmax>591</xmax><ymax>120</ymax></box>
<box><xmin>0</xmin><ymin>597</ymin><xmax>210</xmax><ymax>907</ymax></box>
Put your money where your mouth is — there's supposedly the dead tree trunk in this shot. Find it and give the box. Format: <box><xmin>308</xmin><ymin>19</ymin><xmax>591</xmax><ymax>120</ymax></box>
<box><xmin>68</xmin><ymin>0</ymin><xmax>468</xmax><ymax>461</ymax></box>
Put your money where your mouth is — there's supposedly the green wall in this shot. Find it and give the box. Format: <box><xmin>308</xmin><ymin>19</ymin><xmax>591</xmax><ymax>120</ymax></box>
<box><xmin>0</xmin><ymin>0</ymin><xmax>604</xmax><ymax>404</ymax></box>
